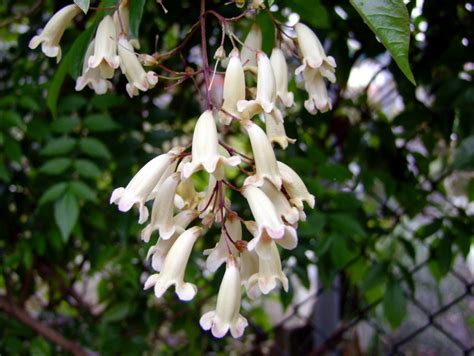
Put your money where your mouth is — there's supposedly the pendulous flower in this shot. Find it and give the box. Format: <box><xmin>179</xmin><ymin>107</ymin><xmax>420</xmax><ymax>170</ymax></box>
<box><xmin>247</xmin><ymin>240</ymin><xmax>289</xmax><ymax>294</ymax></box>
<box><xmin>141</xmin><ymin>172</ymin><xmax>181</xmax><ymax>242</ymax></box>
<box><xmin>218</xmin><ymin>48</ymin><xmax>248</xmax><ymax>125</ymax></box>
<box><xmin>264</xmin><ymin>108</ymin><xmax>295</xmax><ymax>150</ymax></box>
<box><xmin>200</xmin><ymin>256</ymin><xmax>248</xmax><ymax>338</ymax></box>
<box><xmin>146</xmin><ymin>210</ymin><xmax>198</xmax><ymax>272</ymax></box>
<box><xmin>240</xmin><ymin>24</ymin><xmax>262</xmax><ymax>71</ymax></box>
<box><xmin>29</xmin><ymin>4</ymin><xmax>81</xmax><ymax>62</ymax></box>
<box><xmin>277</xmin><ymin>161</ymin><xmax>315</xmax><ymax>209</ymax></box>
<box><xmin>243</xmin><ymin>121</ymin><xmax>282</xmax><ymax>188</ymax></box>
<box><xmin>118</xmin><ymin>36</ymin><xmax>158</xmax><ymax>97</ymax></box>
<box><xmin>87</xmin><ymin>15</ymin><xmax>120</xmax><ymax>79</ymax></box>
<box><xmin>144</xmin><ymin>226</ymin><xmax>202</xmax><ymax>301</ymax></box>
<box><xmin>110</xmin><ymin>147</ymin><xmax>184</xmax><ymax>224</ymax></box>
<box><xmin>75</xmin><ymin>40</ymin><xmax>112</xmax><ymax>94</ymax></box>
<box><xmin>182</xmin><ymin>110</ymin><xmax>241</xmax><ymax>180</ymax></box>
<box><xmin>301</xmin><ymin>67</ymin><xmax>332</xmax><ymax>114</ymax></box>
<box><xmin>270</xmin><ymin>48</ymin><xmax>294</xmax><ymax>107</ymax></box>
<box><xmin>238</xmin><ymin>51</ymin><xmax>276</xmax><ymax>115</ymax></box>
<box><xmin>294</xmin><ymin>22</ymin><xmax>336</xmax><ymax>82</ymax></box>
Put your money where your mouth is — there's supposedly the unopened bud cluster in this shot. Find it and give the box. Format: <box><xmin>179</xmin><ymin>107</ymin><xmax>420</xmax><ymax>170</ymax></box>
<box><xmin>30</xmin><ymin>1</ymin><xmax>336</xmax><ymax>339</ymax></box>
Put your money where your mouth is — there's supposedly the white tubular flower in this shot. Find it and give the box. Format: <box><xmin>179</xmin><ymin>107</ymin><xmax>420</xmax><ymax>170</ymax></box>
<box><xmin>243</xmin><ymin>121</ymin><xmax>282</xmax><ymax>189</ymax></box>
<box><xmin>176</xmin><ymin>177</ymin><xmax>200</xmax><ymax>210</ymax></box>
<box><xmin>110</xmin><ymin>147</ymin><xmax>183</xmax><ymax>224</ymax></box>
<box><xmin>260</xmin><ymin>180</ymin><xmax>299</xmax><ymax>225</ymax></box>
<box><xmin>182</xmin><ymin>110</ymin><xmax>241</xmax><ymax>179</ymax></box>
<box><xmin>75</xmin><ymin>40</ymin><xmax>112</xmax><ymax>94</ymax></box>
<box><xmin>240</xmin><ymin>24</ymin><xmax>262</xmax><ymax>71</ymax></box>
<box><xmin>141</xmin><ymin>172</ymin><xmax>181</xmax><ymax>242</ymax></box>
<box><xmin>118</xmin><ymin>36</ymin><xmax>158</xmax><ymax>98</ymax></box>
<box><xmin>144</xmin><ymin>226</ymin><xmax>202</xmax><ymax>301</ymax></box>
<box><xmin>264</xmin><ymin>108</ymin><xmax>295</xmax><ymax>150</ymax></box>
<box><xmin>218</xmin><ymin>49</ymin><xmax>248</xmax><ymax>125</ymax></box>
<box><xmin>238</xmin><ymin>52</ymin><xmax>276</xmax><ymax>115</ymax></box>
<box><xmin>242</xmin><ymin>186</ymin><xmax>285</xmax><ymax>241</ymax></box>
<box><xmin>146</xmin><ymin>210</ymin><xmax>198</xmax><ymax>272</ymax></box>
<box><xmin>302</xmin><ymin>67</ymin><xmax>332</xmax><ymax>114</ymax></box>
<box><xmin>28</xmin><ymin>4</ymin><xmax>81</xmax><ymax>62</ymax></box>
<box><xmin>113</xmin><ymin>4</ymin><xmax>129</xmax><ymax>36</ymax></box>
<box><xmin>200</xmin><ymin>256</ymin><xmax>248</xmax><ymax>338</ymax></box>
<box><xmin>87</xmin><ymin>15</ymin><xmax>120</xmax><ymax>79</ymax></box>
<box><xmin>294</xmin><ymin>22</ymin><xmax>336</xmax><ymax>82</ymax></box>
<box><xmin>248</xmin><ymin>240</ymin><xmax>289</xmax><ymax>294</ymax></box>
<box><xmin>270</xmin><ymin>48</ymin><xmax>294</xmax><ymax>107</ymax></box>
<box><xmin>203</xmin><ymin>213</ymin><xmax>241</xmax><ymax>272</ymax></box>
<box><xmin>240</xmin><ymin>248</ymin><xmax>260</xmax><ymax>299</ymax></box>
<box><xmin>277</xmin><ymin>161</ymin><xmax>315</xmax><ymax>209</ymax></box>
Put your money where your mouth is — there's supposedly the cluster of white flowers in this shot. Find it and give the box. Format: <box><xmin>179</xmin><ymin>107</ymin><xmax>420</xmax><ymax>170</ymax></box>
<box><xmin>30</xmin><ymin>2</ymin><xmax>336</xmax><ymax>339</ymax></box>
<box><xmin>29</xmin><ymin>2</ymin><xmax>157</xmax><ymax>97</ymax></box>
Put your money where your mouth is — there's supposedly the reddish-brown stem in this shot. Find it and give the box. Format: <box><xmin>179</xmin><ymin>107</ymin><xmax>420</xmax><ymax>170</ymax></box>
<box><xmin>0</xmin><ymin>296</ymin><xmax>90</xmax><ymax>356</ymax></box>
<box><xmin>200</xmin><ymin>0</ymin><xmax>212</xmax><ymax>109</ymax></box>
<box><xmin>218</xmin><ymin>140</ymin><xmax>254</xmax><ymax>162</ymax></box>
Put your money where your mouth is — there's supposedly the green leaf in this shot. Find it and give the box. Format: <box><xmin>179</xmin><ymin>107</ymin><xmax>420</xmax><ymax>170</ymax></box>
<box><xmin>54</xmin><ymin>191</ymin><xmax>79</xmax><ymax>242</ymax></box>
<box><xmin>83</xmin><ymin>114</ymin><xmax>119</xmax><ymax>132</ymax></box>
<box><xmin>79</xmin><ymin>137</ymin><xmax>111</xmax><ymax>159</ymax></box>
<box><xmin>0</xmin><ymin>111</ymin><xmax>24</xmax><ymax>130</ymax></box>
<box><xmin>453</xmin><ymin>136</ymin><xmax>474</xmax><ymax>170</ymax></box>
<box><xmin>39</xmin><ymin>158</ymin><xmax>72</xmax><ymax>175</ymax></box>
<box><xmin>74</xmin><ymin>0</ymin><xmax>90</xmax><ymax>14</ymax></box>
<box><xmin>39</xmin><ymin>182</ymin><xmax>68</xmax><ymax>205</ymax></box>
<box><xmin>4</xmin><ymin>136</ymin><xmax>22</xmax><ymax>162</ymax></box>
<box><xmin>361</xmin><ymin>262</ymin><xmax>387</xmax><ymax>292</ymax></box>
<box><xmin>129</xmin><ymin>0</ymin><xmax>146</xmax><ymax>38</ymax></box>
<box><xmin>103</xmin><ymin>303</ymin><xmax>132</xmax><ymax>323</ymax></box>
<box><xmin>328</xmin><ymin>213</ymin><xmax>367</xmax><ymax>239</ymax></box>
<box><xmin>40</xmin><ymin>137</ymin><xmax>76</xmax><ymax>156</ymax></box>
<box><xmin>74</xmin><ymin>159</ymin><xmax>102</xmax><ymax>178</ymax></box>
<box><xmin>383</xmin><ymin>280</ymin><xmax>407</xmax><ymax>329</ymax></box>
<box><xmin>69</xmin><ymin>181</ymin><xmax>97</xmax><ymax>202</ymax></box>
<box><xmin>350</xmin><ymin>0</ymin><xmax>416</xmax><ymax>85</ymax></box>
<box><xmin>50</xmin><ymin>116</ymin><xmax>80</xmax><ymax>134</ymax></box>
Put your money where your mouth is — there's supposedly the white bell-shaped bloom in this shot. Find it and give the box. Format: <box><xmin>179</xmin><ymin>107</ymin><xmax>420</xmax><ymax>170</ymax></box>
<box><xmin>118</xmin><ymin>36</ymin><xmax>158</xmax><ymax>98</ymax></box>
<box><xmin>240</xmin><ymin>24</ymin><xmax>262</xmax><ymax>71</ymax></box>
<box><xmin>203</xmin><ymin>213</ymin><xmax>241</xmax><ymax>272</ymax></box>
<box><xmin>75</xmin><ymin>40</ymin><xmax>112</xmax><ymax>94</ymax></box>
<box><xmin>218</xmin><ymin>49</ymin><xmax>248</xmax><ymax>125</ymax></box>
<box><xmin>242</xmin><ymin>185</ymin><xmax>286</xmax><ymax>241</ymax></box>
<box><xmin>294</xmin><ymin>22</ymin><xmax>336</xmax><ymax>82</ymax></box>
<box><xmin>240</xmin><ymin>248</ymin><xmax>260</xmax><ymax>299</ymax></box>
<box><xmin>264</xmin><ymin>108</ymin><xmax>295</xmax><ymax>150</ymax></box>
<box><xmin>87</xmin><ymin>15</ymin><xmax>120</xmax><ymax>79</ymax></box>
<box><xmin>277</xmin><ymin>161</ymin><xmax>315</xmax><ymax>209</ymax></box>
<box><xmin>200</xmin><ymin>257</ymin><xmax>248</xmax><ymax>338</ymax></box>
<box><xmin>467</xmin><ymin>244</ymin><xmax>474</xmax><ymax>277</ymax></box>
<box><xmin>146</xmin><ymin>210</ymin><xmax>198</xmax><ymax>271</ymax></box>
<box><xmin>147</xmin><ymin>158</ymin><xmax>179</xmax><ymax>202</ymax></box>
<box><xmin>270</xmin><ymin>48</ymin><xmax>294</xmax><ymax>107</ymax></box>
<box><xmin>247</xmin><ymin>240</ymin><xmax>289</xmax><ymax>294</ymax></box>
<box><xmin>238</xmin><ymin>52</ymin><xmax>276</xmax><ymax>115</ymax></box>
<box><xmin>144</xmin><ymin>226</ymin><xmax>202</xmax><ymax>301</ymax></box>
<box><xmin>110</xmin><ymin>147</ymin><xmax>183</xmax><ymax>224</ymax></box>
<box><xmin>243</xmin><ymin>121</ymin><xmax>282</xmax><ymax>189</ymax></box>
<box><xmin>260</xmin><ymin>180</ymin><xmax>299</xmax><ymax>225</ymax></box>
<box><xmin>141</xmin><ymin>172</ymin><xmax>181</xmax><ymax>242</ymax></box>
<box><xmin>302</xmin><ymin>67</ymin><xmax>332</xmax><ymax>114</ymax></box>
<box><xmin>182</xmin><ymin>111</ymin><xmax>241</xmax><ymax>179</ymax></box>
<box><xmin>29</xmin><ymin>4</ymin><xmax>81</xmax><ymax>62</ymax></box>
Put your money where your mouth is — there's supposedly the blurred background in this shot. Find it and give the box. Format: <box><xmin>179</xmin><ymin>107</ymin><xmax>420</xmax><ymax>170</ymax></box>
<box><xmin>1</xmin><ymin>0</ymin><xmax>473</xmax><ymax>354</ymax></box>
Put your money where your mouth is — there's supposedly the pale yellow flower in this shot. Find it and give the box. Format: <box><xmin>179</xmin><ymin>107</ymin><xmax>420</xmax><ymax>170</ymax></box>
<box><xmin>264</xmin><ymin>108</ymin><xmax>295</xmax><ymax>150</ymax></box>
<box><xmin>200</xmin><ymin>256</ymin><xmax>248</xmax><ymax>338</ymax></box>
<box><xmin>144</xmin><ymin>227</ymin><xmax>202</xmax><ymax>301</ymax></box>
<box><xmin>277</xmin><ymin>161</ymin><xmax>315</xmax><ymax>209</ymax></box>
<box><xmin>110</xmin><ymin>147</ymin><xmax>183</xmax><ymax>224</ymax></box>
<box><xmin>240</xmin><ymin>24</ymin><xmax>262</xmax><ymax>71</ymax></box>
<box><xmin>87</xmin><ymin>15</ymin><xmax>120</xmax><ymax>79</ymax></box>
<box><xmin>29</xmin><ymin>4</ymin><xmax>81</xmax><ymax>62</ymax></box>
<box><xmin>270</xmin><ymin>48</ymin><xmax>294</xmax><ymax>107</ymax></box>
<box><xmin>182</xmin><ymin>110</ymin><xmax>241</xmax><ymax>179</ymax></box>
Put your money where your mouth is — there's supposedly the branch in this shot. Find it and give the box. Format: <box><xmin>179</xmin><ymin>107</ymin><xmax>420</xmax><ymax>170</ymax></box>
<box><xmin>0</xmin><ymin>296</ymin><xmax>92</xmax><ymax>356</ymax></box>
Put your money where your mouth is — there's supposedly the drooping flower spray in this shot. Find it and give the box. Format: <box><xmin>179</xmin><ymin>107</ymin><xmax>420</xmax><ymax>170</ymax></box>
<box><xmin>30</xmin><ymin>0</ymin><xmax>336</xmax><ymax>338</ymax></box>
